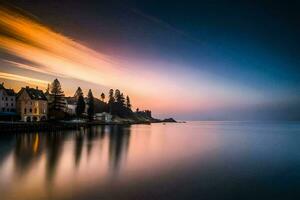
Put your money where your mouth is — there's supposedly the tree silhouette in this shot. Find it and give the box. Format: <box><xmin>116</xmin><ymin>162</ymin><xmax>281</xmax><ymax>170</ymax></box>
<box><xmin>114</xmin><ymin>89</ymin><xmax>120</xmax><ymax>102</ymax></box>
<box><xmin>87</xmin><ymin>89</ymin><xmax>94</xmax><ymax>121</ymax></box>
<box><xmin>76</xmin><ymin>94</ymin><xmax>85</xmax><ymax>118</ymax></box>
<box><xmin>108</xmin><ymin>89</ymin><xmax>114</xmax><ymax>114</ymax></box>
<box><xmin>100</xmin><ymin>92</ymin><xmax>105</xmax><ymax>102</ymax></box>
<box><xmin>74</xmin><ymin>87</ymin><xmax>83</xmax><ymax>99</ymax></box>
<box><xmin>49</xmin><ymin>79</ymin><xmax>66</xmax><ymax>120</ymax></box>
<box><xmin>49</xmin><ymin>79</ymin><xmax>66</xmax><ymax>111</ymax></box>
<box><xmin>126</xmin><ymin>96</ymin><xmax>132</xmax><ymax>109</ymax></box>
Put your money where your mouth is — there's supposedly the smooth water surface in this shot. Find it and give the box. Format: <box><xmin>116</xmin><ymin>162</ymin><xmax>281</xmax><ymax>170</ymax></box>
<box><xmin>0</xmin><ymin>121</ymin><xmax>300</xmax><ymax>200</ymax></box>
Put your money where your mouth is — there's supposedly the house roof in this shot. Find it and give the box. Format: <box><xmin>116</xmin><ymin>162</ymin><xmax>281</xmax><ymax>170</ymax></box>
<box><xmin>18</xmin><ymin>87</ymin><xmax>47</xmax><ymax>101</ymax></box>
<box><xmin>0</xmin><ymin>84</ymin><xmax>16</xmax><ymax>96</ymax></box>
<box><xmin>5</xmin><ymin>89</ymin><xmax>15</xmax><ymax>96</ymax></box>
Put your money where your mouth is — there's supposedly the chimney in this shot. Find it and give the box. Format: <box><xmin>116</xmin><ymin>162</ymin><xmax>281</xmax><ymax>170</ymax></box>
<box><xmin>36</xmin><ymin>86</ymin><xmax>38</xmax><ymax>90</ymax></box>
<box><xmin>26</xmin><ymin>86</ymin><xmax>29</xmax><ymax>89</ymax></box>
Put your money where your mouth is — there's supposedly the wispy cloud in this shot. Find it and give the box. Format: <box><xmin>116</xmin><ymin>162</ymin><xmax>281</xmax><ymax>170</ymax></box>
<box><xmin>2</xmin><ymin>60</ymin><xmax>68</xmax><ymax>78</ymax></box>
<box><xmin>0</xmin><ymin>72</ymin><xmax>49</xmax><ymax>86</ymax></box>
<box><xmin>0</xmin><ymin>6</ymin><xmax>125</xmax><ymax>88</ymax></box>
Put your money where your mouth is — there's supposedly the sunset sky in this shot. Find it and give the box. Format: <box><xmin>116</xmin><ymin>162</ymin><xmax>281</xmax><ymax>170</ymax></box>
<box><xmin>0</xmin><ymin>0</ymin><xmax>300</xmax><ymax>120</ymax></box>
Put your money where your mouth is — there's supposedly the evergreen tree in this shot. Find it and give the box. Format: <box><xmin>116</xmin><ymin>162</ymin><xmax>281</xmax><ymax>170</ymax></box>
<box><xmin>108</xmin><ymin>89</ymin><xmax>114</xmax><ymax>114</ymax></box>
<box><xmin>108</xmin><ymin>89</ymin><xmax>114</xmax><ymax>103</ymax></box>
<box><xmin>119</xmin><ymin>93</ymin><xmax>125</xmax><ymax>107</ymax></box>
<box><xmin>50</xmin><ymin>79</ymin><xmax>66</xmax><ymax>111</ymax></box>
<box><xmin>76</xmin><ymin>94</ymin><xmax>85</xmax><ymax>117</ymax></box>
<box><xmin>100</xmin><ymin>92</ymin><xmax>105</xmax><ymax>102</ymax></box>
<box><xmin>87</xmin><ymin>89</ymin><xmax>94</xmax><ymax>121</ymax></box>
<box><xmin>114</xmin><ymin>89</ymin><xmax>120</xmax><ymax>102</ymax></box>
<box><xmin>126</xmin><ymin>95</ymin><xmax>132</xmax><ymax>109</ymax></box>
<box><xmin>74</xmin><ymin>87</ymin><xmax>83</xmax><ymax>99</ymax></box>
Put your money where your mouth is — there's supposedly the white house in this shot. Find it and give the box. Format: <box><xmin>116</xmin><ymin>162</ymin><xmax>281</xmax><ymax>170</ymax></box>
<box><xmin>95</xmin><ymin>112</ymin><xmax>112</xmax><ymax>122</ymax></box>
<box><xmin>0</xmin><ymin>83</ymin><xmax>16</xmax><ymax>113</ymax></box>
<box><xmin>65</xmin><ymin>97</ymin><xmax>77</xmax><ymax>115</ymax></box>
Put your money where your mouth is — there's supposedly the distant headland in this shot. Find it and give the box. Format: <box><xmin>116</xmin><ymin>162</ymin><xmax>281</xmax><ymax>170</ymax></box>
<box><xmin>0</xmin><ymin>79</ymin><xmax>176</xmax><ymax>132</ymax></box>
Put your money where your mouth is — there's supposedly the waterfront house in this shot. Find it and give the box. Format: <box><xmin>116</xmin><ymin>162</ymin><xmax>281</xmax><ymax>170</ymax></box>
<box><xmin>95</xmin><ymin>112</ymin><xmax>112</xmax><ymax>122</ymax></box>
<box><xmin>17</xmin><ymin>86</ymin><xmax>48</xmax><ymax>122</ymax></box>
<box><xmin>0</xmin><ymin>83</ymin><xmax>17</xmax><ymax>121</ymax></box>
<box><xmin>0</xmin><ymin>83</ymin><xmax>16</xmax><ymax>113</ymax></box>
<box><xmin>65</xmin><ymin>97</ymin><xmax>77</xmax><ymax>115</ymax></box>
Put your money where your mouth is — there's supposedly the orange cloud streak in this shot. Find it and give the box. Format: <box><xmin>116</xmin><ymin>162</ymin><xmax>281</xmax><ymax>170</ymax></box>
<box><xmin>0</xmin><ymin>72</ymin><xmax>49</xmax><ymax>87</ymax></box>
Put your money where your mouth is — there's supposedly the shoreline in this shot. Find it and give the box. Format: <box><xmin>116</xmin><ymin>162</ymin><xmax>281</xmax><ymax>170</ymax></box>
<box><xmin>0</xmin><ymin>120</ymin><xmax>177</xmax><ymax>133</ymax></box>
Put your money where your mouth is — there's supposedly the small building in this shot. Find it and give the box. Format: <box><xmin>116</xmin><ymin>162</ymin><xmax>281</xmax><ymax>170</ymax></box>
<box><xmin>65</xmin><ymin>97</ymin><xmax>77</xmax><ymax>115</ymax></box>
<box><xmin>0</xmin><ymin>83</ymin><xmax>16</xmax><ymax>113</ymax></box>
<box><xmin>95</xmin><ymin>112</ymin><xmax>112</xmax><ymax>122</ymax></box>
<box><xmin>17</xmin><ymin>86</ymin><xmax>48</xmax><ymax>122</ymax></box>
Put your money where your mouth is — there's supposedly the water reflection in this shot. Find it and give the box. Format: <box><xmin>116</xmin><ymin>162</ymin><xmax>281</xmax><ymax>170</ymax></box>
<box><xmin>0</xmin><ymin>122</ymin><xmax>299</xmax><ymax>200</ymax></box>
<box><xmin>14</xmin><ymin>134</ymin><xmax>43</xmax><ymax>176</ymax></box>
<box><xmin>108</xmin><ymin>125</ymin><xmax>130</xmax><ymax>173</ymax></box>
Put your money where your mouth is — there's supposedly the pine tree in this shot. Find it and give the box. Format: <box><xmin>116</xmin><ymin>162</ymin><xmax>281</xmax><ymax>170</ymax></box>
<box><xmin>108</xmin><ymin>89</ymin><xmax>114</xmax><ymax>103</ymax></box>
<box><xmin>100</xmin><ymin>92</ymin><xmax>105</xmax><ymax>102</ymax></box>
<box><xmin>119</xmin><ymin>93</ymin><xmax>125</xmax><ymax>107</ymax></box>
<box><xmin>114</xmin><ymin>89</ymin><xmax>120</xmax><ymax>102</ymax></box>
<box><xmin>76</xmin><ymin>94</ymin><xmax>85</xmax><ymax>117</ymax></box>
<box><xmin>126</xmin><ymin>95</ymin><xmax>132</xmax><ymax>109</ymax></box>
<box><xmin>87</xmin><ymin>89</ymin><xmax>94</xmax><ymax>121</ymax></box>
<box><xmin>74</xmin><ymin>87</ymin><xmax>83</xmax><ymax>99</ymax></box>
<box><xmin>50</xmin><ymin>79</ymin><xmax>66</xmax><ymax>111</ymax></box>
<box><xmin>108</xmin><ymin>89</ymin><xmax>114</xmax><ymax>114</ymax></box>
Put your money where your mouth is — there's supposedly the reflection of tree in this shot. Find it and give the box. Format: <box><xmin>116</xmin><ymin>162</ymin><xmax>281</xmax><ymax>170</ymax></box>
<box><xmin>100</xmin><ymin>125</ymin><xmax>105</xmax><ymax>138</ymax></box>
<box><xmin>108</xmin><ymin>125</ymin><xmax>131</xmax><ymax>174</ymax></box>
<box><xmin>74</xmin><ymin>129</ymin><xmax>84</xmax><ymax>167</ymax></box>
<box><xmin>14</xmin><ymin>134</ymin><xmax>43</xmax><ymax>175</ymax></box>
<box><xmin>45</xmin><ymin>132</ymin><xmax>64</xmax><ymax>182</ymax></box>
<box><xmin>86</xmin><ymin>127</ymin><xmax>96</xmax><ymax>157</ymax></box>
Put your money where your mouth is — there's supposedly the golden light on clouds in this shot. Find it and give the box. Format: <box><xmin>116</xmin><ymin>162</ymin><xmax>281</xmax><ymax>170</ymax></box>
<box><xmin>0</xmin><ymin>72</ymin><xmax>49</xmax><ymax>87</ymax></box>
<box><xmin>0</xmin><ymin>6</ymin><xmax>125</xmax><ymax>88</ymax></box>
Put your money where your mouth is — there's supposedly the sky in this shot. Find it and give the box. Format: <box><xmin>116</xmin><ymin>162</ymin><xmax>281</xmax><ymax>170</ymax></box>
<box><xmin>0</xmin><ymin>0</ymin><xmax>300</xmax><ymax>120</ymax></box>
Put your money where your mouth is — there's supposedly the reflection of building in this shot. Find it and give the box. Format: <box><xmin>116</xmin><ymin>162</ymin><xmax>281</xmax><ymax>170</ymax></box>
<box><xmin>17</xmin><ymin>86</ymin><xmax>48</xmax><ymax>122</ymax></box>
<box><xmin>0</xmin><ymin>83</ymin><xmax>16</xmax><ymax>113</ymax></box>
<box><xmin>14</xmin><ymin>133</ymin><xmax>43</xmax><ymax>174</ymax></box>
<box><xmin>95</xmin><ymin>112</ymin><xmax>112</xmax><ymax>122</ymax></box>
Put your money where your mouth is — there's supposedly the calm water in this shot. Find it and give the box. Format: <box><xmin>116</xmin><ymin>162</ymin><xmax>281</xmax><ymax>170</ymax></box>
<box><xmin>0</xmin><ymin>121</ymin><xmax>300</xmax><ymax>200</ymax></box>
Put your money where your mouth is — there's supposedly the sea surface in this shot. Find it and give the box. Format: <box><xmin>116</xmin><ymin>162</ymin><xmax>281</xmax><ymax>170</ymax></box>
<box><xmin>0</xmin><ymin>121</ymin><xmax>299</xmax><ymax>200</ymax></box>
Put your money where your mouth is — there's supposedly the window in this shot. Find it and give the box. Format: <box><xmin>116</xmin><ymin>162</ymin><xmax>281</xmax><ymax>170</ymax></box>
<box><xmin>34</xmin><ymin>108</ymin><xmax>37</xmax><ymax>114</ymax></box>
<box><xmin>11</xmin><ymin>98</ymin><xmax>13</xmax><ymax>101</ymax></box>
<box><xmin>24</xmin><ymin>108</ymin><xmax>27</xmax><ymax>114</ymax></box>
<box><xmin>29</xmin><ymin>108</ymin><xmax>32</xmax><ymax>113</ymax></box>
<box><xmin>5</xmin><ymin>97</ymin><xmax>7</xmax><ymax>101</ymax></box>
<box><xmin>6</xmin><ymin>108</ymin><xmax>9</xmax><ymax>112</ymax></box>
<box><xmin>11</xmin><ymin>103</ymin><xmax>13</xmax><ymax>106</ymax></box>
<box><xmin>6</xmin><ymin>103</ymin><xmax>8</xmax><ymax>106</ymax></box>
